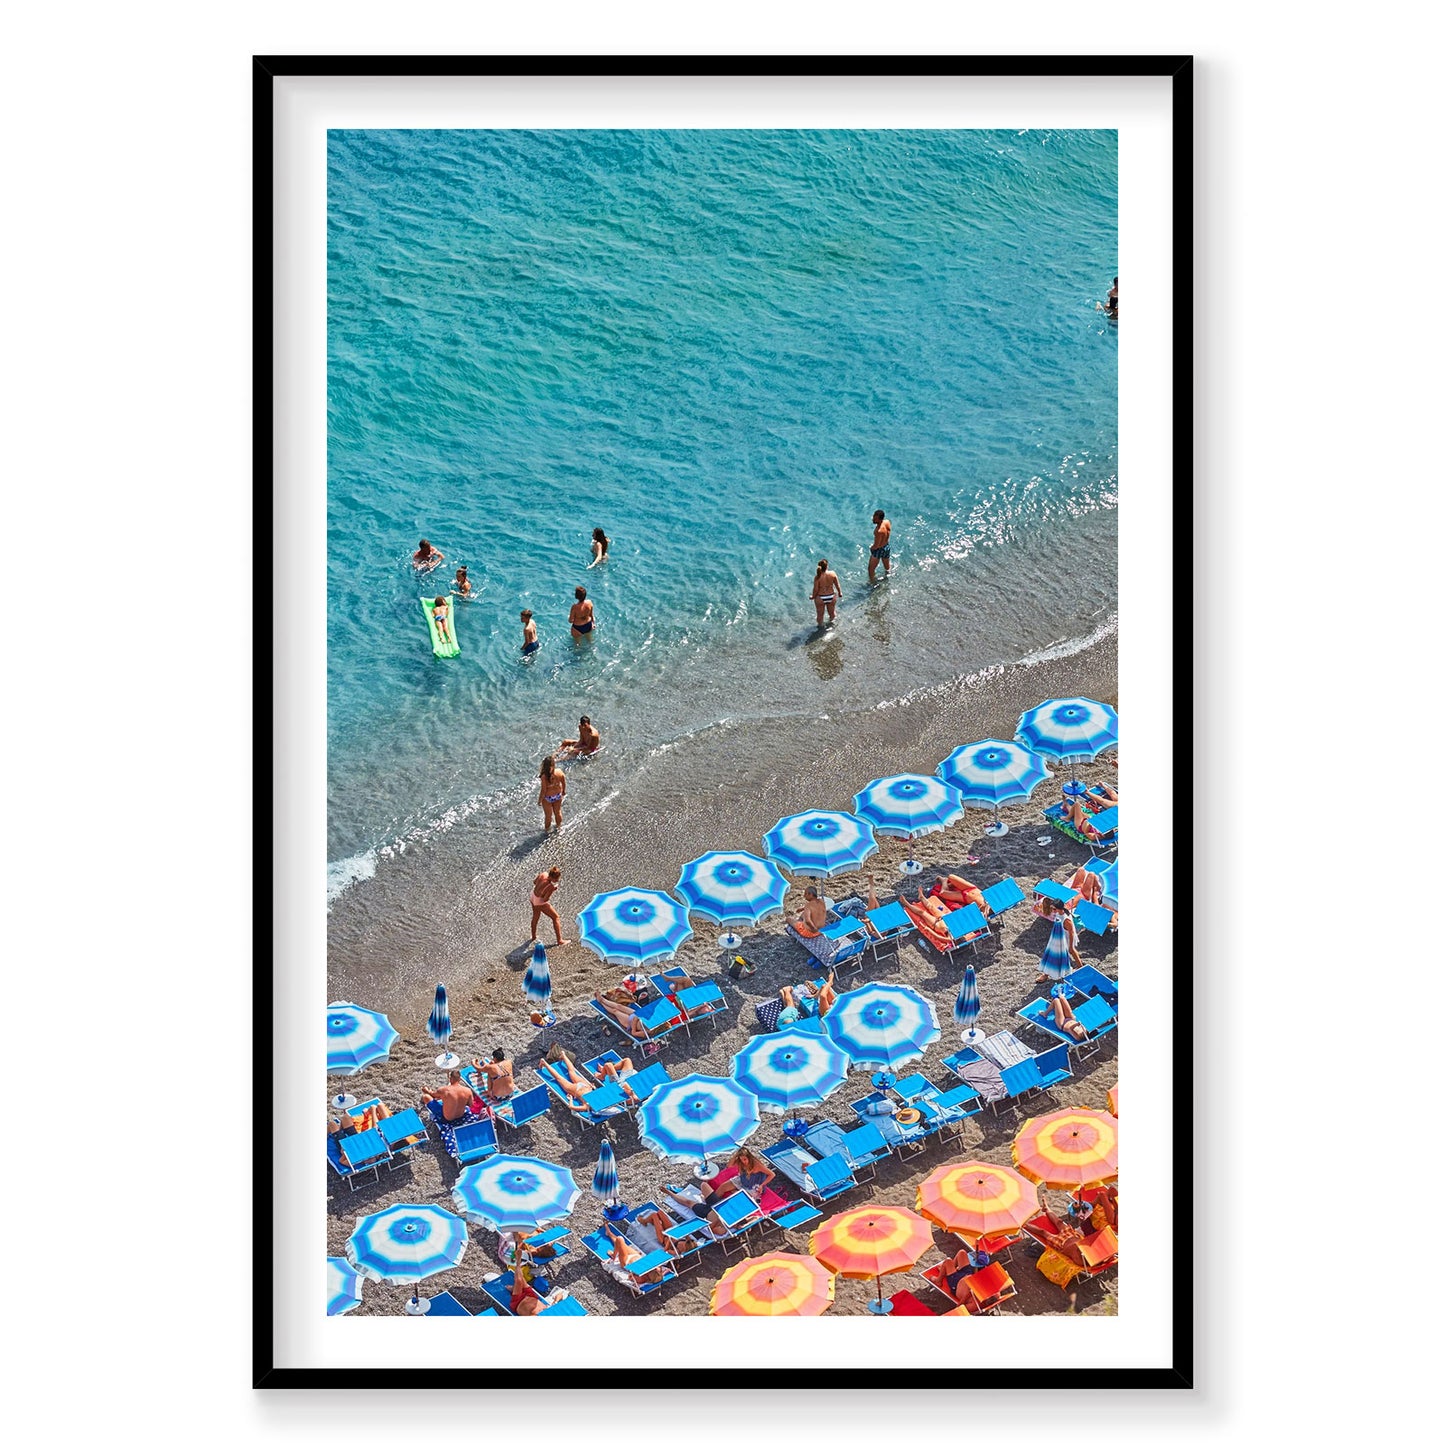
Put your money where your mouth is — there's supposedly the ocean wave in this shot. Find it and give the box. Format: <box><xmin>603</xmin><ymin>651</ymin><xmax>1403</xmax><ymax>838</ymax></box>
<box><xmin>327</xmin><ymin>850</ymin><xmax>378</xmax><ymax>906</ymax></box>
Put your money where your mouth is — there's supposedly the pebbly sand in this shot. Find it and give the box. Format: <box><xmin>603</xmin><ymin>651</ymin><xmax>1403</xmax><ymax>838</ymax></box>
<box><xmin>327</xmin><ymin>639</ymin><xmax>1118</xmax><ymax>1318</ymax></box>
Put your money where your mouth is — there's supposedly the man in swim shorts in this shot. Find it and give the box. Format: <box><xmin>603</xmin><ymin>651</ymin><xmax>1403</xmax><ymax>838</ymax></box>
<box><xmin>559</xmin><ymin>716</ymin><xmax>600</xmax><ymax>757</ymax></box>
<box><xmin>792</xmin><ymin>885</ymin><xmax>829</xmax><ymax>937</ymax></box>
<box><xmin>569</xmin><ymin>587</ymin><xmax>595</xmax><ymax>639</ymax></box>
<box><xmin>811</xmin><ymin>559</ymin><xmax>840</xmax><ymax>628</ymax></box>
<box><xmin>868</xmin><ymin>509</ymin><xmax>892</xmax><ymax>582</ymax></box>
<box><xmin>413</xmin><ymin>539</ymin><xmax>443</xmax><ymax>571</ymax></box>
<box><xmin>419</xmin><ymin>1070</ymin><xmax>475</xmax><ymax>1125</ymax></box>
<box><xmin>520</xmin><ymin>609</ymin><xmax>539</xmax><ymax>655</ymax></box>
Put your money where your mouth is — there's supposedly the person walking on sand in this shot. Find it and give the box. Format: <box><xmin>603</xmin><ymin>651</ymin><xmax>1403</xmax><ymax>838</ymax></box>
<box><xmin>569</xmin><ymin>586</ymin><xmax>595</xmax><ymax>638</ymax></box>
<box><xmin>812</xmin><ymin>559</ymin><xmax>840</xmax><ymax>629</ymax></box>
<box><xmin>868</xmin><ymin>510</ymin><xmax>892</xmax><ymax>582</ymax></box>
<box><xmin>530</xmin><ymin>864</ymin><xmax>569</xmax><ymax>946</ymax></box>
<box><xmin>520</xmin><ymin>609</ymin><xmax>539</xmax><ymax>656</ymax></box>
<box><xmin>538</xmin><ymin>755</ymin><xmax>566</xmax><ymax>832</ymax></box>
<box><xmin>413</xmin><ymin>539</ymin><xmax>444</xmax><ymax>572</ymax></box>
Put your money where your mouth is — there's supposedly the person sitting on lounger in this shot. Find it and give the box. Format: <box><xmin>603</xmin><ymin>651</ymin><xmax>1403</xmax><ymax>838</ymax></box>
<box><xmin>1066</xmin><ymin>866</ymin><xmax>1104</xmax><ymax>906</ymax></box>
<box><xmin>777</xmin><ymin>970</ymin><xmax>838</xmax><ymax>1024</ymax></box>
<box><xmin>718</xmin><ymin>1146</ymin><xmax>775</xmax><ymax>1199</ymax></box>
<box><xmin>508</xmin><ymin>1264</ymin><xmax>546</xmax><ymax>1316</ymax></box>
<box><xmin>1037</xmin><ymin>1203</ymin><xmax>1090</xmax><ymax>1267</ymax></box>
<box><xmin>1045</xmin><ymin>988</ymin><xmax>1090</xmax><ymax>1041</ymax></box>
<box><xmin>419</xmin><ymin>1070</ymin><xmax>475</xmax><ymax>1125</ymax></box>
<box><xmin>330</xmin><ymin>1100</ymin><xmax>392</xmax><ymax>1136</ymax></box>
<box><xmin>600</xmin><ymin>1220</ymin><xmax>670</xmax><ymax>1283</ymax></box>
<box><xmin>941</xmin><ymin>1244</ymin><xmax>992</xmax><ymax>1299</ymax></box>
<box><xmin>592</xmin><ymin>987</ymin><xmax>658</xmax><ymax>1040</ymax></box>
<box><xmin>472</xmin><ymin>1047</ymin><xmax>515</xmax><ymax>1101</ymax></box>
<box><xmin>792</xmin><ymin>886</ymin><xmax>829</xmax><ymax>937</ymax></box>
<box><xmin>931</xmin><ymin>874</ymin><xmax>991</xmax><ymax>913</ymax></box>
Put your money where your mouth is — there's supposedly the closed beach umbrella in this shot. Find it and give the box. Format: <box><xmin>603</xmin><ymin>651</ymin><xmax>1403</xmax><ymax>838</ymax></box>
<box><xmin>591</xmin><ymin>1136</ymin><xmax>619</xmax><ymax>1204</ymax></box>
<box><xmin>522</xmin><ymin>942</ymin><xmax>553</xmax><ymax>1018</ymax></box>
<box><xmin>1039</xmin><ymin>916</ymin><xmax>1076</xmax><ymax>982</ymax></box>
<box><xmin>676</xmin><ymin>849</ymin><xmax>789</xmax><ymax>949</ymax></box>
<box><xmin>938</xmin><ymin>738</ymin><xmax>1051</xmax><ymax>838</ymax></box>
<box><xmin>326</xmin><ymin>1256</ymin><xmax>363</xmax><ymax>1316</ymax></box>
<box><xmin>810</xmin><ymin>1205</ymin><xmax>935</xmax><ymax>1316</ymax></box>
<box><xmin>1013</xmin><ymin>1108</ymin><xmax>1119</xmax><ymax>1191</ymax></box>
<box><xmin>825</xmin><ymin>982</ymin><xmax>940</xmax><ymax>1073</ymax></box>
<box><xmin>451</xmin><ymin>1154</ymin><xmax>580</xmax><ymax>1234</ymax></box>
<box><xmin>426</xmin><ymin>983</ymin><xmax>460</xmax><ymax>1070</ymax></box>
<box><xmin>852</xmin><ymin>774</ymin><xmax>964</xmax><ymax>875</ymax></box>
<box><xmin>731</xmin><ymin>1025</ymin><xmax>850</xmax><ymax>1118</ymax></box>
<box><xmin>1015</xmin><ymin>696</ymin><xmax>1119</xmax><ymax>783</ymax></box>
<box><xmin>346</xmin><ymin>1203</ymin><xmax>468</xmax><ymax>1316</ymax></box>
<box><xmin>916</xmin><ymin>1162</ymin><xmax>1038</xmax><ymax>1244</ymax></box>
<box><xmin>764</xmin><ymin>810</ymin><xmax>878</xmax><ymax>880</ymax></box>
<box><xmin>577</xmin><ymin>886</ymin><xmax>693</xmax><ymax>966</ymax></box>
<box><xmin>711</xmin><ymin>1251</ymin><xmax>835</xmax><ymax>1317</ymax></box>
<box><xmin>953</xmin><ymin>964</ymin><xmax>984</xmax><ymax>1045</ymax></box>
<box><xmin>326</xmin><ymin>1000</ymin><xmax>399</xmax><ymax>1108</ymax></box>
<box><xmin>638</xmin><ymin>1073</ymin><xmax>760</xmax><ymax>1177</ymax></box>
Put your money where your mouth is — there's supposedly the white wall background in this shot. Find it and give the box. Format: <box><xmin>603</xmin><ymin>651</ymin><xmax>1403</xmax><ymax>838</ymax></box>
<box><xmin>0</xmin><ymin>1</ymin><xmax>1432</xmax><ymax>1436</ymax></box>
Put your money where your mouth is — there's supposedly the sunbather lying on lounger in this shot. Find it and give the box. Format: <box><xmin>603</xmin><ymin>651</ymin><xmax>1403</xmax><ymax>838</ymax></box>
<box><xmin>329</xmin><ymin>1100</ymin><xmax>392</xmax><ymax>1135</ymax></box>
<box><xmin>1085</xmin><ymin>782</ymin><xmax>1118</xmax><ymax>807</ymax></box>
<box><xmin>940</xmin><ymin>1244</ymin><xmax>992</xmax><ymax>1298</ymax></box>
<box><xmin>592</xmin><ymin>987</ymin><xmax>655</xmax><ymax>1039</ymax></box>
<box><xmin>778</xmin><ymin>971</ymin><xmax>838</xmax><ymax>1024</ymax></box>
<box><xmin>1066</xmin><ymin>866</ymin><xmax>1104</xmax><ymax>905</ymax></box>
<box><xmin>542</xmin><ymin>1049</ymin><xmax>640</xmax><ymax>1107</ymax></box>
<box><xmin>929</xmin><ymin>874</ymin><xmax>991</xmax><ymax>914</ymax></box>
<box><xmin>1036</xmin><ymin>1204</ymin><xmax>1090</xmax><ymax>1267</ymax></box>
<box><xmin>1063</xmin><ymin>798</ymin><xmax>1107</xmax><ymax>838</ymax></box>
<box><xmin>1045</xmin><ymin>989</ymin><xmax>1090</xmax><ymax>1041</ymax></box>
<box><xmin>600</xmin><ymin>1220</ymin><xmax>670</xmax><ymax>1282</ymax></box>
<box><xmin>632</xmin><ymin>1205</ymin><xmax>685</xmax><ymax>1257</ymax></box>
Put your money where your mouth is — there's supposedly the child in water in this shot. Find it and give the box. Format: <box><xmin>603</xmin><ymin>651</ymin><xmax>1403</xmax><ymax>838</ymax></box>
<box><xmin>432</xmin><ymin>596</ymin><xmax>451</xmax><ymax>642</ymax></box>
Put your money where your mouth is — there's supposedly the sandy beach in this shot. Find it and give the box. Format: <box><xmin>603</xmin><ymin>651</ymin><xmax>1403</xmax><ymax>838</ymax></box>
<box><xmin>327</xmin><ymin>639</ymin><xmax>1118</xmax><ymax>1318</ymax></box>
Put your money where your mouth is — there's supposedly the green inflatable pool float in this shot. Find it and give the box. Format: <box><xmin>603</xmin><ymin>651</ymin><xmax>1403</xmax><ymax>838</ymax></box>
<box><xmin>421</xmin><ymin>596</ymin><xmax>460</xmax><ymax>658</ymax></box>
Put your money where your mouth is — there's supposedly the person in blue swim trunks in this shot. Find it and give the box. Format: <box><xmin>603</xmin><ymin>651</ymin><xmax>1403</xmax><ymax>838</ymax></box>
<box><xmin>868</xmin><ymin>509</ymin><xmax>892</xmax><ymax>582</ymax></box>
<box><xmin>431</xmin><ymin>596</ymin><xmax>452</xmax><ymax>643</ymax></box>
<box><xmin>520</xmin><ymin>609</ymin><xmax>539</xmax><ymax>655</ymax></box>
<box><xmin>569</xmin><ymin>586</ymin><xmax>595</xmax><ymax>639</ymax></box>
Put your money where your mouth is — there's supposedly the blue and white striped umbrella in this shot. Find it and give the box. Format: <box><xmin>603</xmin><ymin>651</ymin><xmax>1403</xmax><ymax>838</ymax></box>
<box><xmin>824</xmin><ymin>983</ymin><xmax>941</xmax><ymax>1071</ymax></box>
<box><xmin>345</xmin><ymin>1204</ymin><xmax>468</xmax><ymax>1285</ymax></box>
<box><xmin>852</xmin><ymin>774</ymin><xmax>965</xmax><ymax>839</ymax></box>
<box><xmin>327</xmin><ymin>1256</ymin><xmax>363</xmax><ymax>1316</ymax></box>
<box><xmin>938</xmin><ymin>739</ymin><xmax>1052</xmax><ymax>810</ymax></box>
<box><xmin>637</xmin><ymin>1073</ymin><xmax>761</xmax><ymax>1170</ymax></box>
<box><xmin>954</xmin><ymin>965</ymin><xmax>982</xmax><ymax>1041</ymax></box>
<box><xmin>1092</xmin><ymin>856</ymin><xmax>1119</xmax><ymax>910</ymax></box>
<box><xmin>1040</xmin><ymin>917</ymin><xmax>1075</xmax><ymax>982</ymax></box>
<box><xmin>731</xmin><ymin>1025</ymin><xmax>850</xmax><ymax>1116</ymax></box>
<box><xmin>591</xmin><ymin>1137</ymin><xmax>619</xmax><ymax>1203</ymax></box>
<box><xmin>764</xmin><ymin>810</ymin><xmax>878</xmax><ymax>878</ymax></box>
<box><xmin>426</xmin><ymin>984</ymin><xmax>451</xmax><ymax>1049</ymax></box>
<box><xmin>676</xmin><ymin>850</ymin><xmax>789</xmax><ymax>926</ymax></box>
<box><xmin>451</xmin><ymin>1154</ymin><xmax>581</xmax><ymax>1233</ymax></box>
<box><xmin>326</xmin><ymin>1001</ymin><xmax>400</xmax><ymax>1076</ymax></box>
<box><xmin>523</xmin><ymin>942</ymin><xmax>552</xmax><ymax>1006</ymax></box>
<box><xmin>577</xmin><ymin>886</ymin><xmax>694</xmax><ymax>966</ymax></box>
<box><xmin>1016</xmin><ymin>697</ymin><xmax>1119</xmax><ymax>764</ymax></box>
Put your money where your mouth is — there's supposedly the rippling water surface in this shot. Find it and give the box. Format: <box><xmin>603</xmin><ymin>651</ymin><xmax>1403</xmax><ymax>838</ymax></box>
<box><xmin>328</xmin><ymin>129</ymin><xmax>1117</xmax><ymax>893</ymax></box>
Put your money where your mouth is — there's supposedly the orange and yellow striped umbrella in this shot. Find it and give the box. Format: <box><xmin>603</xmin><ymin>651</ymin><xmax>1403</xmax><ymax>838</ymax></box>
<box><xmin>810</xmin><ymin>1205</ymin><xmax>936</xmax><ymax>1314</ymax></box>
<box><xmin>1013</xmin><ymin>1108</ymin><xmax>1118</xmax><ymax>1190</ymax></box>
<box><xmin>916</xmin><ymin>1161</ymin><xmax>1038</xmax><ymax>1242</ymax></box>
<box><xmin>1107</xmin><ymin>1084</ymin><xmax>1118</xmax><ymax>1117</ymax></box>
<box><xmin>710</xmin><ymin>1251</ymin><xmax>835</xmax><ymax>1316</ymax></box>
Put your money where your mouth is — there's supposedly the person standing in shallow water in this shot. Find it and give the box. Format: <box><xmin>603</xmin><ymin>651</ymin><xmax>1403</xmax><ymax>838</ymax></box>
<box><xmin>868</xmin><ymin>509</ymin><xmax>892</xmax><ymax>582</ymax></box>
<box><xmin>569</xmin><ymin>586</ymin><xmax>595</xmax><ymax>639</ymax></box>
<box><xmin>520</xmin><ymin>609</ymin><xmax>539</xmax><ymax>656</ymax></box>
<box><xmin>812</xmin><ymin>559</ymin><xmax>841</xmax><ymax>628</ymax></box>
<box><xmin>588</xmin><ymin>528</ymin><xmax>610</xmax><ymax>567</ymax></box>
<box><xmin>538</xmin><ymin>755</ymin><xmax>566</xmax><ymax>833</ymax></box>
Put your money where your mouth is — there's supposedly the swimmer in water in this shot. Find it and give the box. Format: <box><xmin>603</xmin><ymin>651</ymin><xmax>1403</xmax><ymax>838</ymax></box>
<box><xmin>559</xmin><ymin>716</ymin><xmax>600</xmax><ymax>758</ymax></box>
<box><xmin>1097</xmin><ymin>276</ymin><xmax>1118</xmax><ymax>319</ymax></box>
<box><xmin>588</xmin><ymin>528</ymin><xmax>610</xmax><ymax>568</ymax></box>
<box><xmin>520</xmin><ymin>609</ymin><xmax>539</xmax><ymax>656</ymax></box>
<box><xmin>569</xmin><ymin>586</ymin><xmax>595</xmax><ymax>639</ymax></box>
<box><xmin>812</xmin><ymin>559</ymin><xmax>840</xmax><ymax>628</ymax></box>
<box><xmin>431</xmin><ymin>596</ymin><xmax>451</xmax><ymax>643</ymax></box>
<box><xmin>452</xmin><ymin>566</ymin><xmax>471</xmax><ymax>597</ymax></box>
<box><xmin>413</xmin><ymin>539</ymin><xmax>444</xmax><ymax>572</ymax></box>
<box><xmin>868</xmin><ymin>509</ymin><xmax>892</xmax><ymax>583</ymax></box>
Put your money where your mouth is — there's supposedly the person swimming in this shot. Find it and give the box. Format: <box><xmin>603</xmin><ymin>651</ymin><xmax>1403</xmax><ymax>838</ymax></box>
<box><xmin>431</xmin><ymin>596</ymin><xmax>451</xmax><ymax>642</ymax></box>
<box><xmin>569</xmin><ymin>586</ymin><xmax>595</xmax><ymax>638</ymax></box>
<box><xmin>413</xmin><ymin>539</ymin><xmax>444</xmax><ymax>572</ymax></box>
<box><xmin>520</xmin><ymin>609</ymin><xmax>539</xmax><ymax>655</ymax></box>
<box><xmin>812</xmin><ymin>559</ymin><xmax>840</xmax><ymax>628</ymax></box>
<box><xmin>868</xmin><ymin>510</ymin><xmax>892</xmax><ymax>582</ymax></box>
<box><xmin>452</xmin><ymin>566</ymin><xmax>471</xmax><ymax>597</ymax></box>
<box><xmin>1098</xmin><ymin>276</ymin><xmax>1118</xmax><ymax>319</ymax></box>
<box><xmin>588</xmin><ymin>528</ymin><xmax>610</xmax><ymax>567</ymax></box>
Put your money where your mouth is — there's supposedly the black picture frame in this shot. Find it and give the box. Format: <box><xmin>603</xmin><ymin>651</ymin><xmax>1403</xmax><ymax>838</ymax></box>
<box><xmin>256</xmin><ymin>54</ymin><xmax>1192</xmax><ymax>1389</ymax></box>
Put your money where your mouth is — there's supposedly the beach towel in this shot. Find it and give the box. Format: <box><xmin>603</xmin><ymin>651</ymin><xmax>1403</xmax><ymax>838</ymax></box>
<box><xmin>1037</xmin><ymin>1249</ymin><xmax>1085</xmax><ymax>1289</ymax></box>
<box><xmin>960</xmin><ymin>1060</ymin><xmax>1007</xmax><ymax>1103</ymax></box>
<box><xmin>978</xmin><ymin>1031</ymin><xmax>1034</xmax><ymax>1068</ymax></box>
<box><xmin>755</xmin><ymin>999</ymin><xmax>784</xmax><ymax>1032</ymax></box>
<box><xmin>1039</xmin><ymin>917</ymin><xmax>1075</xmax><ymax>982</ymax></box>
<box><xmin>787</xmin><ymin>923</ymin><xmax>850</xmax><ymax>966</ymax></box>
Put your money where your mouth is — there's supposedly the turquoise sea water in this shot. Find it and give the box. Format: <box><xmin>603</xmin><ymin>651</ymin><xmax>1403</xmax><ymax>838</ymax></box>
<box><xmin>327</xmin><ymin>129</ymin><xmax>1117</xmax><ymax>895</ymax></box>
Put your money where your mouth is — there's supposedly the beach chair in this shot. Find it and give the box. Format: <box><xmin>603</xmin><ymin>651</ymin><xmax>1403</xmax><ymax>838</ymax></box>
<box><xmin>789</xmin><ymin>913</ymin><xmax>869</xmax><ymax>975</ymax></box>
<box><xmin>578</xmin><ymin>1051</ymin><xmax>668</xmax><ymax>1107</ymax></box>
<box><xmin>1073</xmin><ymin>898</ymin><xmax>1117</xmax><ymax>937</ymax></box>
<box><xmin>864</xmin><ymin>900</ymin><xmax>913</xmax><ymax>965</ymax></box>
<box><xmin>1031</xmin><ymin>877</ymin><xmax>1080</xmax><ymax>916</ymax></box>
<box><xmin>518</xmin><ymin>1224</ymin><xmax>572</xmax><ymax>1267</ymax></box>
<box><xmin>803</xmin><ymin>1120</ymin><xmax>887</xmax><ymax>1181</ymax></box>
<box><xmin>580</xmin><ymin>1219</ymin><xmax>677</xmax><ymax>1299</ymax></box>
<box><xmin>377</xmin><ymin>1106</ymin><xmax>429</xmax><ymax>1168</ymax></box>
<box><xmin>1043</xmin><ymin>802</ymin><xmax>1102</xmax><ymax>848</ymax></box>
<box><xmin>762</xmin><ymin>1200</ymin><xmax>824</xmax><ymax>1238</ymax></box>
<box><xmin>649</xmin><ymin>968</ymin><xmax>729</xmax><ymax>1031</ymax></box>
<box><xmin>712</xmin><ymin>1190</ymin><xmax>767</xmax><ymax>1256</ymax></box>
<box><xmin>420</xmin><ymin>1290</ymin><xmax>473</xmax><ymax>1316</ymax></box>
<box><xmin>921</xmin><ymin>1262</ymin><xmax>964</xmax><ymax>1308</ymax></box>
<box><xmin>1032</xmin><ymin>1043</ymin><xmax>1075</xmax><ymax>1093</ymax></box>
<box><xmin>448</xmin><ymin>1116</ymin><xmax>500</xmax><ymax>1167</ymax></box>
<box><xmin>959</xmin><ymin>1261</ymin><xmax>1017</xmax><ymax>1315</ymax></box>
<box><xmin>997</xmin><ymin>1057</ymin><xmax>1047</xmax><ymax>1109</ymax></box>
<box><xmin>326</xmin><ymin>1128</ymin><xmax>391</xmax><ymax>1191</ymax></box>
<box><xmin>478</xmin><ymin>1268</ymin><xmax>556</xmax><ymax>1316</ymax></box>
<box><xmin>534</xmin><ymin>1063</ymin><xmax>630</xmax><ymax>1129</ymax></box>
<box><xmin>849</xmin><ymin>1093</ymin><xmax>930</xmax><ymax>1155</ymax></box>
<box><xmin>1067</xmin><ymin>964</ymin><xmax>1119</xmax><ymax>1009</ymax></box>
<box><xmin>1022</xmin><ymin>1213</ymin><xmax>1119</xmax><ymax>1278</ymax></box>
<box><xmin>753</xmin><ymin>998</ymin><xmax>824</xmax><ymax>1034</ymax></box>
<box><xmin>491</xmin><ymin>1084</ymin><xmax>551</xmax><ymax>1131</ymax></box>
<box><xmin>538</xmin><ymin>1295</ymin><xmax>589</xmax><ymax>1316</ymax></box>
<box><xmin>762</xmin><ymin>1139</ymin><xmax>857</xmax><ymax>1204</ymax></box>
<box><xmin>941</xmin><ymin>902</ymin><xmax>991</xmax><ymax>957</ymax></box>
<box><xmin>1016</xmin><ymin>993</ymin><xmax>1117</xmax><ymax>1059</ymax></box>
<box><xmin>980</xmin><ymin>877</ymin><xmax>1027</xmax><ymax>926</ymax></box>
<box><xmin>660</xmin><ymin>1215</ymin><xmax>714</xmax><ymax>1272</ymax></box>
<box><xmin>1084</xmin><ymin>805</ymin><xmax>1118</xmax><ymax>854</ymax></box>
<box><xmin>587</xmin><ymin>993</ymin><xmax>685</xmax><ymax>1052</ymax></box>
<box><xmin>888</xmin><ymin>1288</ymin><xmax>935</xmax><ymax>1316</ymax></box>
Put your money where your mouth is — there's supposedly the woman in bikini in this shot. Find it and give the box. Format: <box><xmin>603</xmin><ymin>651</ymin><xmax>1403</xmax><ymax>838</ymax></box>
<box><xmin>719</xmin><ymin>1146</ymin><xmax>775</xmax><ymax>1200</ymax></box>
<box><xmin>600</xmin><ymin>1220</ymin><xmax>669</xmax><ymax>1284</ymax></box>
<box><xmin>542</xmin><ymin>1048</ymin><xmax>640</xmax><ymax>1107</ymax></box>
<box><xmin>538</xmin><ymin>756</ymin><xmax>566</xmax><ymax>833</ymax></box>
<box><xmin>569</xmin><ymin>586</ymin><xmax>595</xmax><ymax>639</ymax></box>
<box><xmin>529</xmin><ymin>865</ymin><xmax>568</xmax><ymax>945</ymax></box>
<box><xmin>592</xmin><ymin>987</ymin><xmax>652</xmax><ymax>1040</ymax></box>
<box><xmin>588</xmin><ymin>528</ymin><xmax>610</xmax><ymax>567</ymax></box>
<box><xmin>1065</xmin><ymin>866</ymin><xmax>1104</xmax><ymax>906</ymax></box>
<box><xmin>1045</xmin><ymin>988</ymin><xmax>1090</xmax><ymax>1041</ymax></box>
<box><xmin>811</xmin><ymin>558</ymin><xmax>840</xmax><ymax>628</ymax></box>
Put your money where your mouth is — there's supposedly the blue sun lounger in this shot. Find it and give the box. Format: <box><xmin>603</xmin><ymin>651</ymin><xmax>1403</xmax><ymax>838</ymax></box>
<box><xmin>538</xmin><ymin>1295</ymin><xmax>588</xmax><ymax>1316</ymax></box>
<box><xmin>491</xmin><ymin>1084</ymin><xmax>551</xmax><ymax>1130</ymax></box>
<box><xmin>448</xmin><ymin>1116</ymin><xmax>500</xmax><ymax>1167</ymax></box>
<box><xmin>803</xmin><ymin>1119</ymin><xmax>891</xmax><ymax>1180</ymax></box>
<box><xmin>849</xmin><ymin>1094</ymin><xmax>930</xmax><ymax>1154</ymax></box>
<box><xmin>661</xmin><ymin>1214</ymin><xmax>714</xmax><ymax>1271</ymax></box>
<box><xmin>1016</xmin><ymin>992</ymin><xmax>1118</xmax><ymax>1059</ymax></box>
<box><xmin>327</xmin><ymin>1128</ymin><xmax>391</xmax><ymax>1191</ymax></box>
<box><xmin>421</xmin><ymin>1290</ymin><xmax>473</xmax><ymax>1317</ymax></box>
<box><xmin>762</xmin><ymin>1200</ymin><xmax>824</xmax><ymax>1238</ymax></box>
<box><xmin>479</xmin><ymin>1268</ymin><xmax>556</xmax><ymax>1316</ymax></box>
<box><xmin>581</xmin><ymin>1212</ymin><xmax>677</xmax><ymax>1299</ymax></box>
<box><xmin>1067</xmin><ymin>964</ymin><xmax>1119</xmax><ymax>1008</ymax></box>
<box><xmin>649</xmin><ymin>969</ymin><xmax>729</xmax><ymax>1031</ymax></box>
<box><xmin>588</xmin><ymin>993</ymin><xmax>685</xmax><ymax>1051</ymax></box>
<box><xmin>762</xmin><ymin>1139</ymin><xmax>857</xmax><ymax>1204</ymax></box>
<box><xmin>980</xmin><ymin>877</ymin><xmax>1027</xmax><ymax>922</ymax></box>
<box><xmin>942</xmin><ymin>902</ymin><xmax>991</xmax><ymax>957</ymax></box>
<box><xmin>1085</xmin><ymin>805</ymin><xmax>1119</xmax><ymax>853</ymax></box>
<box><xmin>712</xmin><ymin>1189</ymin><xmax>767</xmax><ymax>1256</ymax></box>
<box><xmin>535</xmin><ymin>1064</ymin><xmax>630</xmax><ymax>1129</ymax></box>
<box><xmin>864</xmin><ymin>900</ymin><xmax>913</xmax><ymax>965</ymax></box>
<box><xmin>1073</xmin><ymin>898</ymin><xmax>1116</xmax><ymax>937</ymax></box>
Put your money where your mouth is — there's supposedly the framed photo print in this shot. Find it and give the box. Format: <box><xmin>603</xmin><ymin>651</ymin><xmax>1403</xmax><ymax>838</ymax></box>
<box><xmin>259</xmin><ymin>55</ymin><xmax>1191</xmax><ymax>1386</ymax></box>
